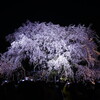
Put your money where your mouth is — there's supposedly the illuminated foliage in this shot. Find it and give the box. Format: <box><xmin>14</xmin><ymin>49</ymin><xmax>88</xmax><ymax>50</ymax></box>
<box><xmin>0</xmin><ymin>21</ymin><xmax>100</xmax><ymax>82</ymax></box>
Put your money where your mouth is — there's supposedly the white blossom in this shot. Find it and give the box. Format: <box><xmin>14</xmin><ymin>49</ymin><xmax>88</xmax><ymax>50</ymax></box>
<box><xmin>0</xmin><ymin>21</ymin><xmax>100</xmax><ymax>82</ymax></box>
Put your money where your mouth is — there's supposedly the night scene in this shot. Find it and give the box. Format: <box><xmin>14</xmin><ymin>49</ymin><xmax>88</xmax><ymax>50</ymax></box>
<box><xmin>0</xmin><ymin>1</ymin><xmax>100</xmax><ymax>100</ymax></box>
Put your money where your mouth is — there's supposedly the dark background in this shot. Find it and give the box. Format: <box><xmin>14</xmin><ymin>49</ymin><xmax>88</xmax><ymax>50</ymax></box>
<box><xmin>0</xmin><ymin>1</ymin><xmax>100</xmax><ymax>100</ymax></box>
<box><xmin>0</xmin><ymin>1</ymin><xmax>100</xmax><ymax>53</ymax></box>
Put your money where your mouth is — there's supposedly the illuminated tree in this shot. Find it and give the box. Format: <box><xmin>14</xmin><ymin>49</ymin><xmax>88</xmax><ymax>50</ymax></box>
<box><xmin>0</xmin><ymin>21</ymin><xmax>100</xmax><ymax>83</ymax></box>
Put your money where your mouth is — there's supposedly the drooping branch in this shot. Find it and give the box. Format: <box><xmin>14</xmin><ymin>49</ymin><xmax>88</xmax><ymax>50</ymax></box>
<box><xmin>0</xmin><ymin>21</ymin><xmax>100</xmax><ymax>83</ymax></box>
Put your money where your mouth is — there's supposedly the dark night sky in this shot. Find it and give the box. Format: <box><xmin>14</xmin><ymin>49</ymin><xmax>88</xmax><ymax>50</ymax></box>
<box><xmin>0</xmin><ymin>1</ymin><xmax>100</xmax><ymax>53</ymax></box>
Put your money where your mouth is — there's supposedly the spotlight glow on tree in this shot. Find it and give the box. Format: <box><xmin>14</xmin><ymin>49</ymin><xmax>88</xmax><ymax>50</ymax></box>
<box><xmin>0</xmin><ymin>21</ymin><xmax>100</xmax><ymax>83</ymax></box>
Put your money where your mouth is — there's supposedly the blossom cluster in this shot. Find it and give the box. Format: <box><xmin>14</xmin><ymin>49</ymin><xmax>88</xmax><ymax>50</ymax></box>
<box><xmin>0</xmin><ymin>21</ymin><xmax>100</xmax><ymax>82</ymax></box>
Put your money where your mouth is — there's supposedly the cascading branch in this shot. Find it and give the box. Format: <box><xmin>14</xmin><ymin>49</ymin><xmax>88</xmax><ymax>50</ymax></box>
<box><xmin>0</xmin><ymin>21</ymin><xmax>100</xmax><ymax>83</ymax></box>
